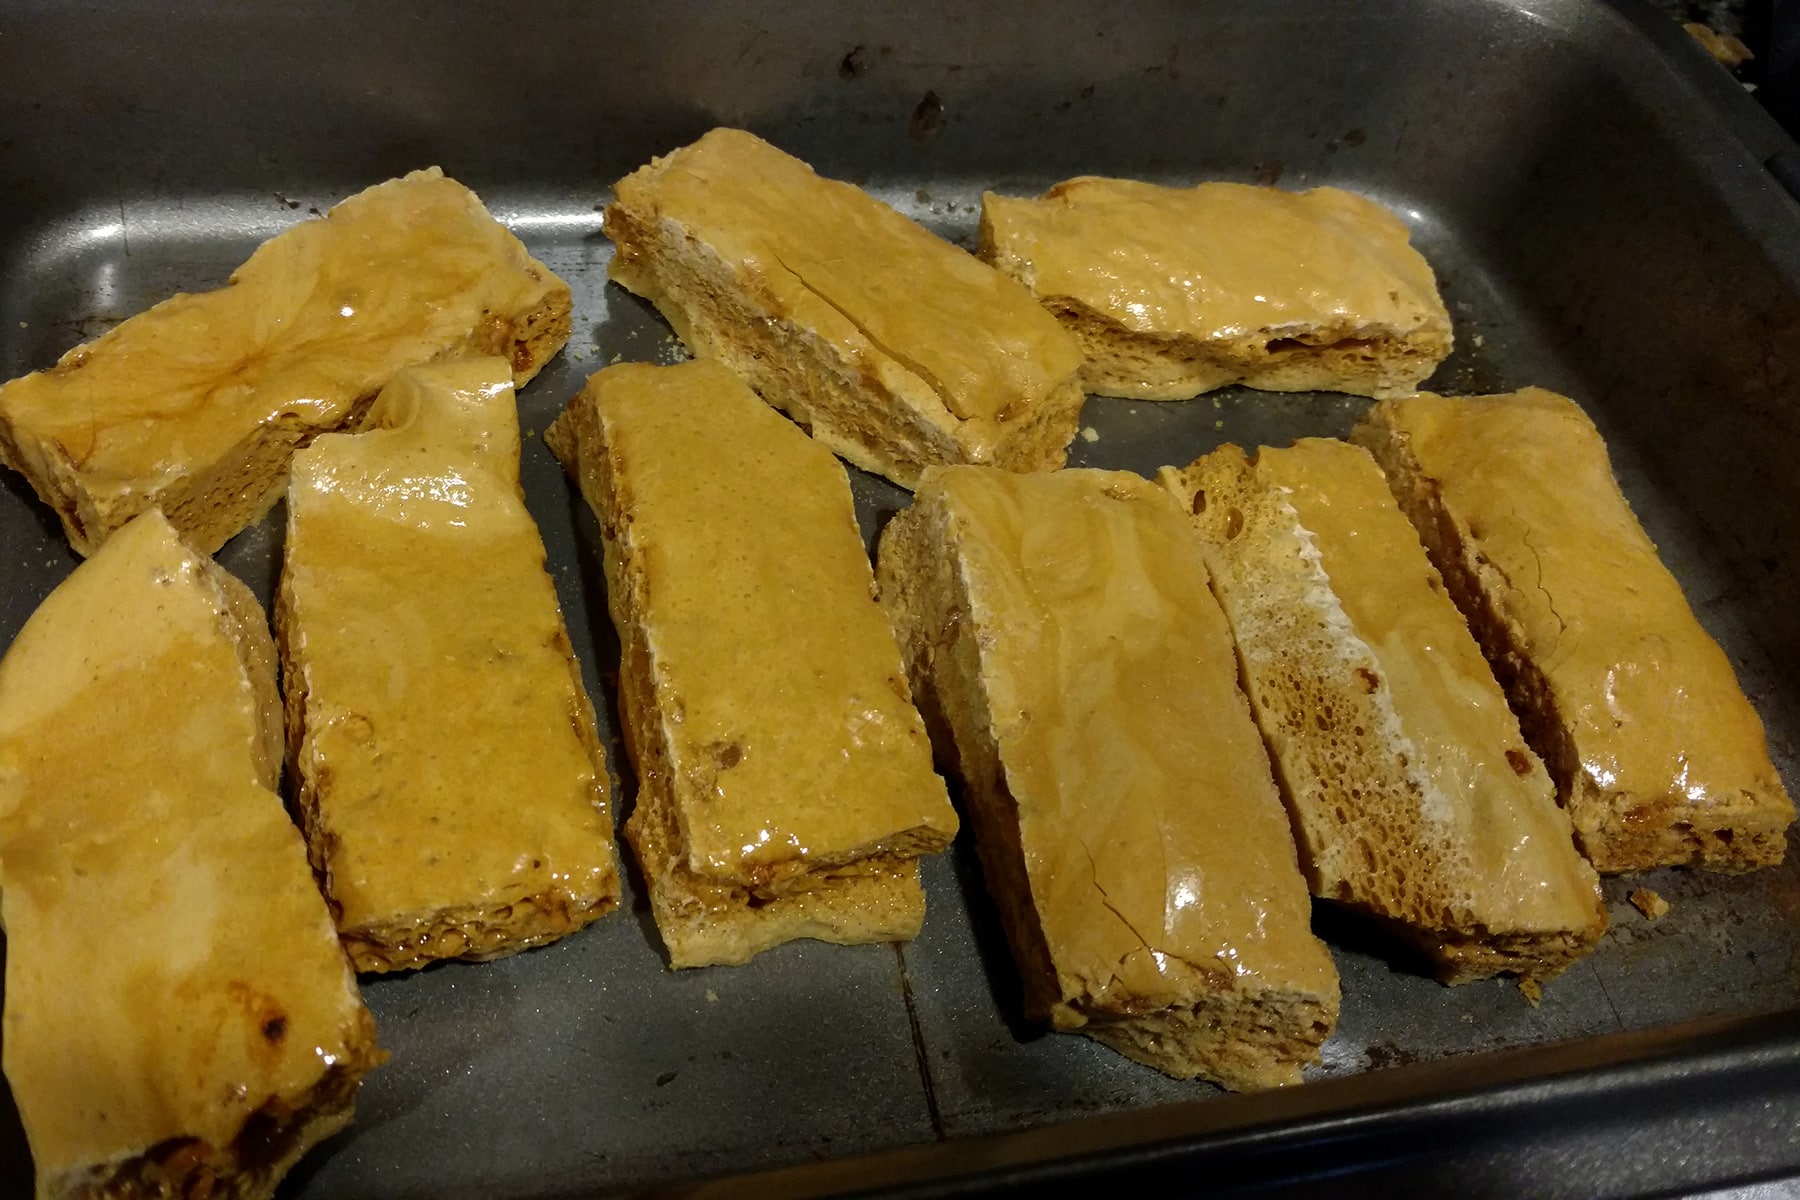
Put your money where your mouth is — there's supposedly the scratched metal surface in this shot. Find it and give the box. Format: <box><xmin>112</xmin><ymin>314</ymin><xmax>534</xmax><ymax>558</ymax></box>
<box><xmin>1</xmin><ymin>1</ymin><xmax>1799</xmax><ymax>1197</ymax></box>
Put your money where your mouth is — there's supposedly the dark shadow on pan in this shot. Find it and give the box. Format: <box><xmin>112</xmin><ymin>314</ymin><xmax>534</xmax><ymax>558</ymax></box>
<box><xmin>1308</xmin><ymin>898</ymin><xmax>1439</xmax><ymax>983</ymax></box>
<box><xmin>0</xmin><ymin>937</ymin><xmax>32</xmax><ymax>1196</ymax></box>
<box><xmin>564</xmin><ymin>472</ymin><xmax>664</xmax><ymax>960</ymax></box>
<box><xmin>0</xmin><ymin>464</ymin><xmax>69</xmax><ymax>555</ymax></box>
<box><xmin>945</xmin><ymin>806</ymin><xmax>1046</xmax><ymax>1047</ymax></box>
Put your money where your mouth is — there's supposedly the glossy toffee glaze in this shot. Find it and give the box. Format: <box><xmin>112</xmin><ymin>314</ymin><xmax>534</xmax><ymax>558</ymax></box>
<box><xmin>586</xmin><ymin>360</ymin><xmax>956</xmax><ymax>889</ymax></box>
<box><xmin>281</xmin><ymin>359</ymin><xmax>617</xmax><ymax>967</ymax></box>
<box><xmin>981</xmin><ymin>178</ymin><xmax>1447</xmax><ymax>343</ymax></box>
<box><xmin>1259</xmin><ymin>438</ymin><xmax>1601</xmax><ymax>931</ymax></box>
<box><xmin>0</xmin><ymin>511</ymin><xmax>374</xmax><ymax>1186</ymax></box>
<box><xmin>0</xmin><ymin>169</ymin><xmax>565</xmax><ymax>550</ymax></box>
<box><xmin>610</xmin><ymin>129</ymin><xmax>1082</xmax><ymax>435</ymax></box>
<box><xmin>1367</xmin><ymin>390</ymin><xmax>1789</xmax><ymax>829</ymax></box>
<box><xmin>926</xmin><ymin>466</ymin><xmax>1336</xmax><ymax>1017</ymax></box>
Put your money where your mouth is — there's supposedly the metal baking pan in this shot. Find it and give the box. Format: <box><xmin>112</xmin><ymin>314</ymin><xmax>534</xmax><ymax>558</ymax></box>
<box><xmin>2</xmin><ymin>1</ymin><xmax>1798</xmax><ymax>1196</ymax></box>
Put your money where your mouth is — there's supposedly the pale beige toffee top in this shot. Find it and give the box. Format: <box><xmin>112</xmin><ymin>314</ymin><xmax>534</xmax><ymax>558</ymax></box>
<box><xmin>283</xmin><ymin>358</ymin><xmax>617</xmax><ymax>945</ymax></box>
<box><xmin>610</xmin><ymin>128</ymin><xmax>1083</xmax><ymax>441</ymax></box>
<box><xmin>0</xmin><ymin>170</ymin><xmax>559</xmax><ymax>520</ymax></box>
<box><xmin>591</xmin><ymin>360</ymin><xmax>957</xmax><ymax>890</ymax></box>
<box><xmin>0</xmin><ymin>511</ymin><xmax>374</xmax><ymax>1181</ymax></box>
<box><xmin>925</xmin><ymin>466</ymin><xmax>1336</xmax><ymax>1019</ymax></box>
<box><xmin>981</xmin><ymin>177</ymin><xmax>1449</xmax><ymax>344</ymax></box>
<box><xmin>1255</xmin><ymin>438</ymin><xmax>1602</xmax><ymax>931</ymax></box>
<box><xmin>1369</xmin><ymin>389</ymin><xmax>1790</xmax><ymax>823</ymax></box>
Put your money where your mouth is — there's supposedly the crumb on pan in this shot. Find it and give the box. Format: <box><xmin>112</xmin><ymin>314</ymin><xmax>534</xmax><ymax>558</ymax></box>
<box><xmin>1079</xmin><ymin>426</ymin><xmax>1100</xmax><ymax>443</ymax></box>
<box><xmin>1628</xmin><ymin>887</ymin><xmax>1671</xmax><ymax>920</ymax></box>
<box><xmin>1518</xmin><ymin>977</ymin><xmax>1544</xmax><ymax>1006</ymax></box>
<box><xmin>1684</xmin><ymin>23</ymin><xmax>1753</xmax><ymax>68</ymax></box>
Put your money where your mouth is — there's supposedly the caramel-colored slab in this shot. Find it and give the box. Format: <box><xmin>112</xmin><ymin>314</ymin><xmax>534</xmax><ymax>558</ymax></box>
<box><xmin>878</xmin><ymin>465</ymin><xmax>1338</xmax><ymax>1087</ymax></box>
<box><xmin>0</xmin><ymin>169</ymin><xmax>571</xmax><ymax>555</ymax></box>
<box><xmin>1354</xmin><ymin>389</ymin><xmax>1794</xmax><ymax>872</ymax></box>
<box><xmin>546</xmin><ymin>359</ymin><xmax>955</xmax><ymax>967</ymax></box>
<box><xmin>0</xmin><ymin>510</ymin><xmax>380</xmax><ymax>1199</ymax></box>
<box><xmin>605</xmin><ymin>128</ymin><xmax>1085</xmax><ymax>485</ymax></box>
<box><xmin>981</xmin><ymin>178</ymin><xmax>1451</xmax><ymax>400</ymax></box>
<box><xmin>281</xmin><ymin>358</ymin><xmax>618</xmax><ymax>973</ymax></box>
<box><xmin>1164</xmin><ymin>438</ymin><xmax>1605</xmax><ymax>984</ymax></box>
